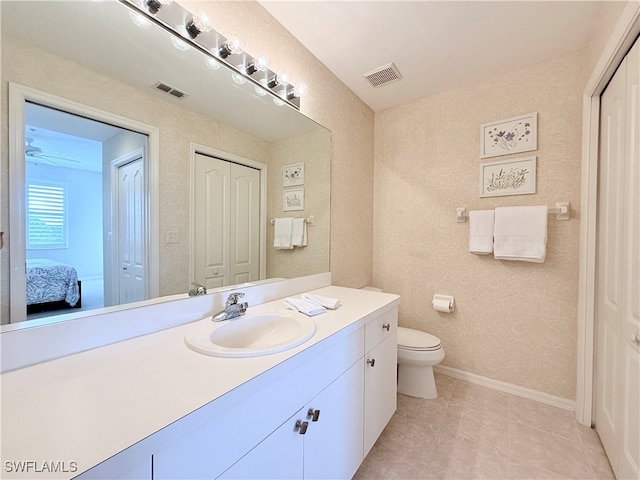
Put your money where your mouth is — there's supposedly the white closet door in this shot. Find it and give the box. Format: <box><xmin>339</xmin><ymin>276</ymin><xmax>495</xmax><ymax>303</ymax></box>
<box><xmin>193</xmin><ymin>154</ymin><xmax>260</xmax><ymax>289</ymax></box>
<box><xmin>229</xmin><ymin>163</ymin><xmax>260</xmax><ymax>285</ymax></box>
<box><xmin>596</xmin><ymin>38</ymin><xmax>640</xmax><ymax>480</ymax></box>
<box><xmin>618</xmin><ymin>37</ymin><xmax>639</xmax><ymax>480</ymax></box>
<box><xmin>194</xmin><ymin>154</ymin><xmax>230</xmax><ymax>289</ymax></box>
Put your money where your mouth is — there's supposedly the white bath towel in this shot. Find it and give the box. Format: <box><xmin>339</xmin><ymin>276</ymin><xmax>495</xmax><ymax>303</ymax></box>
<box><xmin>291</xmin><ymin>218</ymin><xmax>308</xmax><ymax>247</ymax></box>
<box><xmin>302</xmin><ymin>293</ymin><xmax>340</xmax><ymax>310</ymax></box>
<box><xmin>468</xmin><ymin>210</ymin><xmax>495</xmax><ymax>255</ymax></box>
<box><xmin>285</xmin><ymin>297</ymin><xmax>326</xmax><ymax>316</ymax></box>
<box><xmin>493</xmin><ymin>206</ymin><xmax>548</xmax><ymax>262</ymax></box>
<box><xmin>274</xmin><ymin>217</ymin><xmax>294</xmax><ymax>249</ymax></box>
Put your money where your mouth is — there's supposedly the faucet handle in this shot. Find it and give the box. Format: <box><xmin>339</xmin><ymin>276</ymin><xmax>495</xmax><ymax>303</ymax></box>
<box><xmin>226</xmin><ymin>292</ymin><xmax>245</xmax><ymax>305</ymax></box>
<box><xmin>189</xmin><ymin>282</ymin><xmax>207</xmax><ymax>296</ymax></box>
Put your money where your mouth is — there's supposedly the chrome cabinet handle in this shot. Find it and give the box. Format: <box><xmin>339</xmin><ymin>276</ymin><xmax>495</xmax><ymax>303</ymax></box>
<box><xmin>367</xmin><ymin>358</ymin><xmax>376</xmax><ymax>367</ymax></box>
<box><xmin>294</xmin><ymin>420</ymin><xmax>308</xmax><ymax>434</ymax></box>
<box><xmin>382</xmin><ymin>323</ymin><xmax>390</xmax><ymax>331</ymax></box>
<box><xmin>307</xmin><ymin>408</ymin><xmax>320</xmax><ymax>422</ymax></box>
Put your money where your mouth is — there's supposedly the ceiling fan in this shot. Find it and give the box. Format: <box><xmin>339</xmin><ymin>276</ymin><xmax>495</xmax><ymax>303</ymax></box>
<box><xmin>25</xmin><ymin>137</ymin><xmax>82</xmax><ymax>166</ymax></box>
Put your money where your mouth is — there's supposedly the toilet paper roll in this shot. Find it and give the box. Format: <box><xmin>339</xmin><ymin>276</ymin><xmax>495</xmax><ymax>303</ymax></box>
<box><xmin>432</xmin><ymin>294</ymin><xmax>454</xmax><ymax>313</ymax></box>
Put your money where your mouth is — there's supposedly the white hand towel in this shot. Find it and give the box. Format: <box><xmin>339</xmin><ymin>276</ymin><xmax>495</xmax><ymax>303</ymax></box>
<box><xmin>274</xmin><ymin>217</ymin><xmax>294</xmax><ymax>249</ymax></box>
<box><xmin>285</xmin><ymin>297</ymin><xmax>326</xmax><ymax>316</ymax></box>
<box><xmin>301</xmin><ymin>293</ymin><xmax>340</xmax><ymax>309</ymax></box>
<box><xmin>494</xmin><ymin>206</ymin><xmax>548</xmax><ymax>262</ymax></box>
<box><xmin>291</xmin><ymin>218</ymin><xmax>307</xmax><ymax>247</ymax></box>
<box><xmin>468</xmin><ymin>210</ymin><xmax>494</xmax><ymax>255</ymax></box>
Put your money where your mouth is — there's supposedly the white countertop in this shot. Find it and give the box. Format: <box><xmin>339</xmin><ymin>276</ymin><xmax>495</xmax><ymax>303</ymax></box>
<box><xmin>0</xmin><ymin>286</ymin><xmax>399</xmax><ymax>479</ymax></box>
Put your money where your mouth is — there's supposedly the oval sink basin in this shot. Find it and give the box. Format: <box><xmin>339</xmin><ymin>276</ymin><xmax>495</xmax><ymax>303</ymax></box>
<box><xmin>185</xmin><ymin>313</ymin><xmax>316</xmax><ymax>357</ymax></box>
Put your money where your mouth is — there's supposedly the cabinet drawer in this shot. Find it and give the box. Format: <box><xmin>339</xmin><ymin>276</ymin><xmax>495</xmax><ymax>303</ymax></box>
<box><xmin>364</xmin><ymin>309</ymin><xmax>397</xmax><ymax>352</ymax></box>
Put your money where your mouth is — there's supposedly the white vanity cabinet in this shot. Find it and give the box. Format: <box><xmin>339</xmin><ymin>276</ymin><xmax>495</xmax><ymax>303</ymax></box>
<box><xmin>152</xmin><ymin>326</ymin><xmax>365</xmax><ymax>480</ymax></box>
<box><xmin>363</xmin><ymin>308</ymin><xmax>398</xmax><ymax>455</ymax></box>
<box><xmin>219</xmin><ymin>361</ymin><xmax>364</xmax><ymax>479</ymax></box>
<box><xmin>220</xmin><ymin>307</ymin><xmax>397</xmax><ymax>479</ymax></box>
<box><xmin>77</xmin><ymin>304</ymin><xmax>398</xmax><ymax>480</ymax></box>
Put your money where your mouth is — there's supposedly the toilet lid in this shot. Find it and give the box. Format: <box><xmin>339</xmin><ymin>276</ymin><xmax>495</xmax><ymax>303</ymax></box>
<box><xmin>397</xmin><ymin>327</ymin><xmax>441</xmax><ymax>351</ymax></box>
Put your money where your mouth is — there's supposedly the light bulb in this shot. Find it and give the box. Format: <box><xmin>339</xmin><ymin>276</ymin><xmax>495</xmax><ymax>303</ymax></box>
<box><xmin>129</xmin><ymin>11</ymin><xmax>151</xmax><ymax>28</ymax></box>
<box><xmin>204</xmin><ymin>56</ymin><xmax>221</xmax><ymax>71</ymax></box>
<box><xmin>255</xmin><ymin>79</ymin><xmax>269</xmax><ymax>97</ymax></box>
<box><xmin>293</xmin><ymin>81</ymin><xmax>308</xmax><ymax>98</ymax></box>
<box><xmin>186</xmin><ymin>11</ymin><xmax>213</xmax><ymax>38</ymax></box>
<box><xmin>232</xmin><ymin>66</ymin><xmax>247</xmax><ymax>85</ymax></box>
<box><xmin>246</xmin><ymin>55</ymin><xmax>270</xmax><ymax>75</ymax></box>
<box><xmin>218</xmin><ymin>36</ymin><xmax>245</xmax><ymax>59</ymax></box>
<box><xmin>276</xmin><ymin>69</ymin><xmax>291</xmax><ymax>85</ymax></box>
<box><xmin>268</xmin><ymin>69</ymin><xmax>291</xmax><ymax>88</ymax></box>
<box><xmin>286</xmin><ymin>81</ymin><xmax>309</xmax><ymax>100</ymax></box>
<box><xmin>170</xmin><ymin>32</ymin><xmax>190</xmax><ymax>51</ymax></box>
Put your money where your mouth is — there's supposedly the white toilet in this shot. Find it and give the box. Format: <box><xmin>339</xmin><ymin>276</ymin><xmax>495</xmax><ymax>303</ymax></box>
<box><xmin>397</xmin><ymin>327</ymin><xmax>445</xmax><ymax>399</ymax></box>
<box><xmin>360</xmin><ymin>286</ymin><xmax>445</xmax><ymax>399</ymax></box>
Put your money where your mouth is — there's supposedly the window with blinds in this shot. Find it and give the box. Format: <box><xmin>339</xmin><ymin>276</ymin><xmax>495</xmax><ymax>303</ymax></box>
<box><xmin>27</xmin><ymin>180</ymin><xmax>68</xmax><ymax>249</ymax></box>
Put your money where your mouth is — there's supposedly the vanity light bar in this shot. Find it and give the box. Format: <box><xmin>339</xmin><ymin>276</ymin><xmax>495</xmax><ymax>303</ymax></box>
<box><xmin>120</xmin><ymin>0</ymin><xmax>302</xmax><ymax>109</ymax></box>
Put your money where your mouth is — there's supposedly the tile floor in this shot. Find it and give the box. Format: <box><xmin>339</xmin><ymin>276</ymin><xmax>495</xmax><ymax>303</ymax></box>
<box><xmin>354</xmin><ymin>373</ymin><xmax>615</xmax><ymax>480</ymax></box>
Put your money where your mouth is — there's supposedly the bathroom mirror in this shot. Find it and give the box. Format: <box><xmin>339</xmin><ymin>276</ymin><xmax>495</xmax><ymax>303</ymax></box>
<box><xmin>1</xmin><ymin>1</ymin><xmax>331</xmax><ymax>326</ymax></box>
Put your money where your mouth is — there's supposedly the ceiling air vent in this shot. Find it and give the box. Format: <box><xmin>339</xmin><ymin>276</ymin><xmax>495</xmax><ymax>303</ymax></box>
<box><xmin>363</xmin><ymin>63</ymin><xmax>402</xmax><ymax>88</ymax></box>
<box><xmin>154</xmin><ymin>81</ymin><xmax>188</xmax><ymax>99</ymax></box>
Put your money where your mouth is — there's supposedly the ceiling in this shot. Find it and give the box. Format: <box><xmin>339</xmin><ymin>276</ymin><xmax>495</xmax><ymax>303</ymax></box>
<box><xmin>259</xmin><ymin>1</ymin><xmax>605</xmax><ymax>112</ymax></box>
<box><xmin>25</xmin><ymin>103</ymin><xmax>120</xmax><ymax>173</ymax></box>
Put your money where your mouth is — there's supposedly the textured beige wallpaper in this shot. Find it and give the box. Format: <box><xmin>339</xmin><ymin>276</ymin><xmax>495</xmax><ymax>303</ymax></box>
<box><xmin>267</xmin><ymin>129</ymin><xmax>331</xmax><ymax>278</ymax></box>
<box><xmin>373</xmin><ymin>51</ymin><xmax>588</xmax><ymax>400</ymax></box>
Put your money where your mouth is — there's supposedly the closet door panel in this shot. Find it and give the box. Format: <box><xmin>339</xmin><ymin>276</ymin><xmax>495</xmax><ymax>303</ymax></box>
<box><xmin>618</xmin><ymin>38</ymin><xmax>640</xmax><ymax>480</ymax></box>
<box><xmin>596</xmin><ymin>56</ymin><xmax>627</xmax><ymax>464</ymax></box>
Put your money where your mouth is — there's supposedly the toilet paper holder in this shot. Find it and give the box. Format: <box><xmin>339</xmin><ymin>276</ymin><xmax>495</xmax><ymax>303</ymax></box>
<box><xmin>432</xmin><ymin>294</ymin><xmax>455</xmax><ymax>313</ymax></box>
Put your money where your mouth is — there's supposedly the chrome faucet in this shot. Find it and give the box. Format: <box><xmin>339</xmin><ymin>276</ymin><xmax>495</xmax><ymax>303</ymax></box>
<box><xmin>212</xmin><ymin>292</ymin><xmax>248</xmax><ymax>322</ymax></box>
<box><xmin>188</xmin><ymin>282</ymin><xmax>207</xmax><ymax>296</ymax></box>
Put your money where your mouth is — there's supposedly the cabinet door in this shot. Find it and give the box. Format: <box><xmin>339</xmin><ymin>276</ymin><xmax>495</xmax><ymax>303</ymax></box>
<box><xmin>364</xmin><ymin>334</ymin><xmax>397</xmax><ymax>455</ymax></box>
<box><xmin>218</xmin><ymin>411</ymin><xmax>303</xmax><ymax>480</ymax></box>
<box><xmin>304</xmin><ymin>361</ymin><xmax>364</xmax><ymax>479</ymax></box>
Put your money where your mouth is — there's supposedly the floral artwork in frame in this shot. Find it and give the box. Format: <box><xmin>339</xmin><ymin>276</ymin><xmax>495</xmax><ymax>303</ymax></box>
<box><xmin>480</xmin><ymin>156</ymin><xmax>536</xmax><ymax>197</ymax></box>
<box><xmin>283</xmin><ymin>188</ymin><xmax>304</xmax><ymax>211</ymax></box>
<box><xmin>283</xmin><ymin>163</ymin><xmax>304</xmax><ymax>187</ymax></box>
<box><xmin>480</xmin><ymin>112</ymin><xmax>537</xmax><ymax>158</ymax></box>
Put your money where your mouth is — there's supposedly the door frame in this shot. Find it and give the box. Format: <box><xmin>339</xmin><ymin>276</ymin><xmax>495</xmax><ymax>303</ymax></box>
<box><xmin>576</xmin><ymin>4</ymin><xmax>640</xmax><ymax>426</ymax></box>
<box><xmin>8</xmin><ymin>83</ymin><xmax>160</xmax><ymax>321</ymax></box>
<box><xmin>189</xmin><ymin>143</ymin><xmax>267</xmax><ymax>285</ymax></box>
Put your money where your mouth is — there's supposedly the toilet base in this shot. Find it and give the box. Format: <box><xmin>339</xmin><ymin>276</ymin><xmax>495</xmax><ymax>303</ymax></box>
<box><xmin>397</xmin><ymin>364</ymin><xmax>438</xmax><ymax>399</ymax></box>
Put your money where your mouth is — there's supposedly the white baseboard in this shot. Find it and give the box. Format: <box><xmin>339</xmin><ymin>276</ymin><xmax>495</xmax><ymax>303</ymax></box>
<box><xmin>434</xmin><ymin>365</ymin><xmax>576</xmax><ymax>412</ymax></box>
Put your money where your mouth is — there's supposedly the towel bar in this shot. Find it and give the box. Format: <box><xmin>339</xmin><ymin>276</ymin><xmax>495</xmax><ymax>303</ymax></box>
<box><xmin>456</xmin><ymin>202</ymin><xmax>570</xmax><ymax>223</ymax></box>
<box><xmin>271</xmin><ymin>215</ymin><xmax>315</xmax><ymax>225</ymax></box>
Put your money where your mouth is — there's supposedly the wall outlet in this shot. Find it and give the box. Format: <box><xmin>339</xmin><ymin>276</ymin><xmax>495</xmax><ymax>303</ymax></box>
<box><xmin>166</xmin><ymin>230</ymin><xmax>179</xmax><ymax>244</ymax></box>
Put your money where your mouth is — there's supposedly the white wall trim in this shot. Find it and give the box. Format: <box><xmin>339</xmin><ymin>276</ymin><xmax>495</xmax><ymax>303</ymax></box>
<box><xmin>435</xmin><ymin>365</ymin><xmax>575</xmax><ymax>411</ymax></box>
<box><xmin>576</xmin><ymin>3</ymin><xmax>640</xmax><ymax>427</ymax></box>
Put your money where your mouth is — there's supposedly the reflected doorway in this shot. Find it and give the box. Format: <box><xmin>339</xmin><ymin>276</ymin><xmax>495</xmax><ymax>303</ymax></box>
<box><xmin>13</xmin><ymin>102</ymin><xmax>149</xmax><ymax>321</ymax></box>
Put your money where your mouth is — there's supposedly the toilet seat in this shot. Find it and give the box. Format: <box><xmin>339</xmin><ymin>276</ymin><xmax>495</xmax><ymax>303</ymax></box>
<box><xmin>397</xmin><ymin>327</ymin><xmax>441</xmax><ymax>351</ymax></box>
